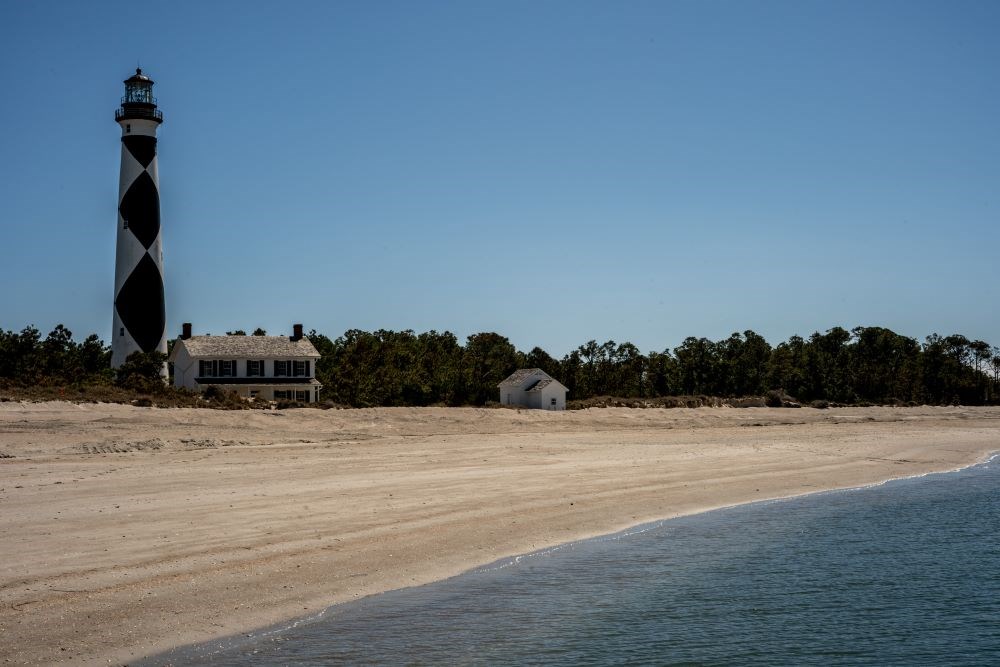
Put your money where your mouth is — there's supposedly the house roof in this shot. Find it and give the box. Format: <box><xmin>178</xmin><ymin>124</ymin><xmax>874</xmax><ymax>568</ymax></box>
<box><xmin>172</xmin><ymin>335</ymin><xmax>320</xmax><ymax>359</ymax></box>
<box><xmin>498</xmin><ymin>368</ymin><xmax>548</xmax><ymax>387</ymax></box>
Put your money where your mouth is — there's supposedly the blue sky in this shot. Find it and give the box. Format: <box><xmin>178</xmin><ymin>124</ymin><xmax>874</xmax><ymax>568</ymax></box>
<box><xmin>1</xmin><ymin>1</ymin><xmax>997</xmax><ymax>356</ymax></box>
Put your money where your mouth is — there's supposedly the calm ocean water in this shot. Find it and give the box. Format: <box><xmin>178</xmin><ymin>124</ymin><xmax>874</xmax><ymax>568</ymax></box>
<box><xmin>155</xmin><ymin>454</ymin><xmax>999</xmax><ymax>666</ymax></box>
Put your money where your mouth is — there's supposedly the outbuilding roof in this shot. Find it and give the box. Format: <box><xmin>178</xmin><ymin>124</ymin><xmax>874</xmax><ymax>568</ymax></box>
<box><xmin>525</xmin><ymin>378</ymin><xmax>554</xmax><ymax>392</ymax></box>
<box><xmin>172</xmin><ymin>335</ymin><xmax>320</xmax><ymax>359</ymax></box>
<box><xmin>498</xmin><ymin>368</ymin><xmax>547</xmax><ymax>387</ymax></box>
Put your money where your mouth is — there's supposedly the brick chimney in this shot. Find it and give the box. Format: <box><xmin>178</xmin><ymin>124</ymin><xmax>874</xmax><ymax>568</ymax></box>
<box><xmin>291</xmin><ymin>323</ymin><xmax>303</xmax><ymax>341</ymax></box>
<box><xmin>181</xmin><ymin>323</ymin><xmax>192</xmax><ymax>340</ymax></box>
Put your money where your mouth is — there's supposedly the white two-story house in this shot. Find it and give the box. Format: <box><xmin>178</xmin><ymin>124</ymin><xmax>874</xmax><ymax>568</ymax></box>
<box><xmin>168</xmin><ymin>323</ymin><xmax>323</xmax><ymax>403</ymax></box>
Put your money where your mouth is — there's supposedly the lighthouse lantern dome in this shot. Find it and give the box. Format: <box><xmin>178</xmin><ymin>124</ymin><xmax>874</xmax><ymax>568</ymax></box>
<box><xmin>116</xmin><ymin>68</ymin><xmax>163</xmax><ymax>123</ymax></box>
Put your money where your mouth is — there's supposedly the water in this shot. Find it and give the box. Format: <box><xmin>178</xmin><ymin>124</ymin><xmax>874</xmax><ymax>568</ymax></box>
<box><xmin>156</xmin><ymin>456</ymin><xmax>1000</xmax><ymax>665</ymax></box>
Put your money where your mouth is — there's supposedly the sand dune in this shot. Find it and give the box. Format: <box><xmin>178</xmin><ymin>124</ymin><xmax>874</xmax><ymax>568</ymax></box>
<box><xmin>1</xmin><ymin>402</ymin><xmax>997</xmax><ymax>665</ymax></box>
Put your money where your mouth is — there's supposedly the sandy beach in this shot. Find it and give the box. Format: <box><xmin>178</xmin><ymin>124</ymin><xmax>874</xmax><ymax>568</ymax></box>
<box><xmin>0</xmin><ymin>403</ymin><xmax>997</xmax><ymax>665</ymax></box>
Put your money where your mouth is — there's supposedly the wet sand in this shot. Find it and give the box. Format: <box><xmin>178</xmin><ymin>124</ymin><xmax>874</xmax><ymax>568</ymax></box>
<box><xmin>1</xmin><ymin>402</ymin><xmax>997</xmax><ymax>665</ymax></box>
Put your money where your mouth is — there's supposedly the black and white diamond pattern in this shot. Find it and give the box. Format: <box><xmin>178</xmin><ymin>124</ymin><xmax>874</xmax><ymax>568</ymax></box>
<box><xmin>118</xmin><ymin>170</ymin><xmax>160</xmax><ymax>249</ymax></box>
<box><xmin>113</xmin><ymin>130</ymin><xmax>165</xmax><ymax>365</ymax></box>
<box><xmin>115</xmin><ymin>252</ymin><xmax>165</xmax><ymax>353</ymax></box>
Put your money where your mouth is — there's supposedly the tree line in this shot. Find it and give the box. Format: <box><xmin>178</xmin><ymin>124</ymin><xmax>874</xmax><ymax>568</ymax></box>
<box><xmin>308</xmin><ymin>326</ymin><xmax>999</xmax><ymax>407</ymax></box>
<box><xmin>2</xmin><ymin>324</ymin><xmax>998</xmax><ymax>407</ymax></box>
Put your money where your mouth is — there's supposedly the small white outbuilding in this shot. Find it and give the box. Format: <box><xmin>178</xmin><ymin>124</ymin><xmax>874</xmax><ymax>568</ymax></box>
<box><xmin>498</xmin><ymin>368</ymin><xmax>568</xmax><ymax>411</ymax></box>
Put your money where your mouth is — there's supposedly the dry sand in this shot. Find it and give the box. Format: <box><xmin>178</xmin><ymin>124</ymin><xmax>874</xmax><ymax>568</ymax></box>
<box><xmin>1</xmin><ymin>402</ymin><xmax>998</xmax><ymax>665</ymax></box>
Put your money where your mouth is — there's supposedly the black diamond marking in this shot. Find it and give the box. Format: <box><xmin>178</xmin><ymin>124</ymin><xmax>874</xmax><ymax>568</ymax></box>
<box><xmin>122</xmin><ymin>135</ymin><xmax>157</xmax><ymax>169</ymax></box>
<box><xmin>118</xmin><ymin>171</ymin><xmax>160</xmax><ymax>249</ymax></box>
<box><xmin>115</xmin><ymin>253</ymin><xmax>165</xmax><ymax>353</ymax></box>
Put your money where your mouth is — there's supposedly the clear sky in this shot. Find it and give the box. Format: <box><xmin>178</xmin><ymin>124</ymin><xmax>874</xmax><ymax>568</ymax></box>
<box><xmin>1</xmin><ymin>1</ymin><xmax>997</xmax><ymax>356</ymax></box>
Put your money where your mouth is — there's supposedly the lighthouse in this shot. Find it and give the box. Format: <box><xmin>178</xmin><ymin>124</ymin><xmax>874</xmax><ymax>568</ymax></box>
<box><xmin>112</xmin><ymin>68</ymin><xmax>167</xmax><ymax>372</ymax></box>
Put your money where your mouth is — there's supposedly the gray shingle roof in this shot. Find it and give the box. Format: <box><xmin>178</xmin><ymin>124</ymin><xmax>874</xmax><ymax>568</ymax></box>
<box><xmin>498</xmin><ymin>368</ymin><xmax>548</xmax><ymax>387</ymax></box>
<box><xmin>525</xmin><ymin>378</ymin><xmax>554</xmax><ymax>392</ymax></box>
<box><xmin>177</xmin><ymin>335</ymin><xmax>320</xmax><ymax>358</ymax></box>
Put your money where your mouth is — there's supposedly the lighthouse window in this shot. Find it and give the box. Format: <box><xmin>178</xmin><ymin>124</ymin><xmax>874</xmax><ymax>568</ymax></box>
<box><xmin>126</xmin><ymin>124</ymin><xmax>131</xmax><ymax>133</ymax></box>
<box><xmin>120</xmin><ymin>328</ymin><xmax>124</xmax><ymax>337</ymax></box>
<box><xmin>123</xmin><ymin>218</ymin><xmax>129</xmax><ymax>229</ymax></box>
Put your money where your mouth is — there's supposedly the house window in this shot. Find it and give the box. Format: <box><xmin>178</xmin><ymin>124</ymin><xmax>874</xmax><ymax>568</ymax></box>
<box><xmin>247</xmin><ymin>360</ymin><xmax>265</xmax><ymax>377</ymax></box>
<box><xmin>249</xmin><ymin>390</ymin><xmax>259</xmax><ymax>398</ymax></box>
<box><xmin>199</xmin><ymin>360</ymin><xmax>236</xmax><ymax>377</ymax></box>
<box><xmin>551</xmin><ymin>397</ymin><xmax>557</xmax><ymax>406</ymax></box>
<box><xmin>274</xmin><ymin>390</ymin><xmax>291</xmax><ymax>400</ymax></box>
<box><xmin>295</xmin><ymin>390</ymin><xmax>309</xmax><ymax>402</ymax></box>
<box><xmin>275</xmin><ymin>361</ymin><xmax>310</xmax><ymax>377</ymax></box>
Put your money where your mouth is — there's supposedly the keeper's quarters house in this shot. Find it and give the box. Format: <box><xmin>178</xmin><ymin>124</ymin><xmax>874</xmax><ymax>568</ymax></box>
<box><xmin>168</xmin><ymin>323</ymin><xmax>322</xmax><ymax>403</ymax></box>
<box><xmin>498</xmin><ymin>368</ymin><xmax>568</xmax><ymax>410</ymax></box>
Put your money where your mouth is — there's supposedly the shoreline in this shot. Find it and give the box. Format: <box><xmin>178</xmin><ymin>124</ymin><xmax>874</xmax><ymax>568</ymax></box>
<box><xmin>153</xmin><ymin>448</ymin><xmax>1000</xmax><ymax>665</ymax></box>
<box><xmin>1</xmin><ymin>403</ymin><xmax>998</xmax><ymax>665</ymax></box>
